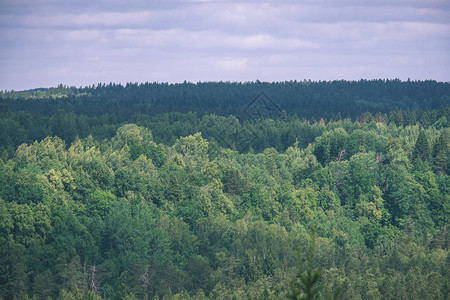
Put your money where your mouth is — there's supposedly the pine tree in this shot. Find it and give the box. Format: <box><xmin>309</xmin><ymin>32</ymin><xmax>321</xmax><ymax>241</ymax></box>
<box><xmin>432</xmin><ymin>130</ymin><xmax>449</xmax><ymax>175</ymax></box>
<box><xmin>432</xmin><ymin>131</ymin><xmax>447</xmax><ymax>158</ymax></box>
<box><xmin>412</xmin><ymin>129</ymin><xmax>430</xmax><ymax>162</ymax></box>
<box><xmin>288</xmin><ymin>229</ymin><xmax>322</xmax><ymax>300</ymax></box>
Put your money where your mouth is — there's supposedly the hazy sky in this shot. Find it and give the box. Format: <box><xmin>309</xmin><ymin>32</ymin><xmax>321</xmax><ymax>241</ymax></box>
<box><xmin>1</xmin><ymin>0</ymin><xmax>449</xmax><ymax>90</ymax></box>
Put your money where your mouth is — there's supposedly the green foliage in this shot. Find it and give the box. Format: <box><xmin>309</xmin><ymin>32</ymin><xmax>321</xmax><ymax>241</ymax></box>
<box><xmin>112</xmin><ymin>124</ymin><xmax>153</xmax><ymax>149</ymax></box>
<box><xmin>432</xmin><ymin>129</ymin><xmax>449</xmax><ymax>175</ymax></box>
<box><xmin>412</xmin><ymin>129</ymin><xmax>430</xmax><ymax>162</ymax></box>
<box><xmin>173</xmin><ymin>132</ymin><xmax>209</xmax><ymax>172</ymax></box>
<box><xmin>86</xmin><ymin>189</ymin><xmax>117</xmax><ymax>218</ymax></box>
<box><xmin>0</xmin><ymin>83</ymin><xmax>448</xmax><ymax>299</ymax></box>
<box><xmin>103</xmin><ymin>200</ymin><xmax>170</xmax><ymax>270</ymax></box>
<box><xmin>288</xmin><ymin>229</ymin><xmax>340</xmax><ymax>300</ymax></box>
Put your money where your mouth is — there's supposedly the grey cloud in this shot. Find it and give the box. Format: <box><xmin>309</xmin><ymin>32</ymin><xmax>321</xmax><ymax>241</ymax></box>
<box><xmin>0</xmin><ymin>0</ymin><xmax>449</xmax><ymax>90</ymax></box>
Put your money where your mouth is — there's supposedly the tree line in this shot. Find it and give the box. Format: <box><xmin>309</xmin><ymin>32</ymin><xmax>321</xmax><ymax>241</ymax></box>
<box><xmin>1</xmin><ymin>80</ymin><xmax>449</xmax><ymax>119</ymax></box>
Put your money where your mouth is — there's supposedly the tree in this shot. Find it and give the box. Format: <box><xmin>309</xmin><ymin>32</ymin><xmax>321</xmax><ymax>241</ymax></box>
<box><xmin>288</xmin><ymin>229</ymin><xmax>340</xmax><ymax>300</ymax></box>
<box><xmin>103</xmin><ymin>201</ymin><xmax>170</xmax><ymax>272</ymax></box>
<box><xmin>412</xmin><ymin>129</ymin><xmax>430</xmax><ymax>162</ymax></box>
<box><xmin>86</xmin><ymin>189</ymin><xmax>117</xmax><ymax>219</ymax></box>
<box><xmin>173</xmin><ymin>132</ymin><xmax>209</xmax><ymax>172</ymax></box>
<box><xmin>112</xmin><ymin>124</ymin><xmax>153</xmax><ymax>149</ymax></box>
<box><xmin>432</xmin><ymin>129</ymin><xmax>449</xmax><ymax>175</ymax></box>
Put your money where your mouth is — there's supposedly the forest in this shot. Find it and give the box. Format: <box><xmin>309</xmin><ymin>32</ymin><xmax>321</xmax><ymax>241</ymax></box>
<box><xmin>0</xmin><ymin>80</ymin><xmax>449</xmax><ymax>299</ymax></box>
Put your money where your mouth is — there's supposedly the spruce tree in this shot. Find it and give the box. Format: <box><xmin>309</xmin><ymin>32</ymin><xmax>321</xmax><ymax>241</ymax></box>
<box><xmin>432</xmin><ymin>130</ymin><xmax>449</xmax><ymax>175</ymax></box>
<box><xmin>288</xmin><ymin>229</ymin><xmax>322</xmax><ymax>300</ymax></box>
<box><xmin>288</xmin><ymin>229</ymin><xmax>341</xmax><ymax>300</ymax></box>
<box><xmin>412</xmin><ymin>129</ymin><xmax>430</xmax><ymax>162</ymax></box>
<box><xmin>432</xmin><ymin>130</ymin><xmax>447</xmax><ymax>158</ymax></box>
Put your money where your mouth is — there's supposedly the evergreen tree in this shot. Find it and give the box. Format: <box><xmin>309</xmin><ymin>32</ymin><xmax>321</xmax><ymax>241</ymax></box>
<box><xmin>412</xmin><ymin>129</ymin><xmax>430</xmax><ymax>162</ymax></box>
<box><xmin>288</xmin><ymin>229</ymin><xmax>340</xmax><ymax>300</ymax></box>
<box><xmin>432</xmin><ymin>130</ymin><xmax>449</xmax><ymax>175</ymax></box>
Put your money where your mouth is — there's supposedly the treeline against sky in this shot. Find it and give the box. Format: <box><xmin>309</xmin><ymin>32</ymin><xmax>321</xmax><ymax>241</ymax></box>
<box><xmin>1</xmin><ymin>80</ymin><xmax>449</xmax><ymax>119</ymax></box>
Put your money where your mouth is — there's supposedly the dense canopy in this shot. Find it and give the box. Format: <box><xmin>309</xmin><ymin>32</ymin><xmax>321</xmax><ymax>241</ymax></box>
<box><xmin>0</xmin><ymin>80</ymin><xmax>449</xmax><ymax>299</ymax></box>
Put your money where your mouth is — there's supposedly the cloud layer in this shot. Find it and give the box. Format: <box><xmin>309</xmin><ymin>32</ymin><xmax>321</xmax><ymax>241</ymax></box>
<box><xmin>1</xmin><ymin>0</ymin><xmax>449</xmax><ymax>90</ymax></box>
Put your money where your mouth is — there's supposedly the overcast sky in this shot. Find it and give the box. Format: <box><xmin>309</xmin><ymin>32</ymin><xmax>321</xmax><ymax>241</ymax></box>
<box><xmin>0</xmin><ymin>0</ymin><xmax>449</xmax><ymax>90</ymax></box>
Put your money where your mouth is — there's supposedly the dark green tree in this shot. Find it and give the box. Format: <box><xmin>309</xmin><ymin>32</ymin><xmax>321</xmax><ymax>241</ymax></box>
<box><xmin>288</xmin><ymin>229</ymin><xmax>340</xmax><ymax>300</ymax></box>
<box><xmin>432</xmin><ymin>129</ymin><xmax>449</xmax><ymax>175</ymax></box>
<box><xmin>412</xmin><ymin>129</ymin><xmax>430</xmax><ymax>162</ymax></box>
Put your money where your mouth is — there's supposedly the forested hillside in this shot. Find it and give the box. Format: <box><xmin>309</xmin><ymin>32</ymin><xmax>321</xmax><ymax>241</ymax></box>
<box><xmin>0</xmin><ymin>81</ymin><xmax>449</xmax><ymax>299</ymax></box>
<box><xmin>1</xmin><ymin>80</ymin><xmax>449</xmax><ymax>118</ymax></box>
